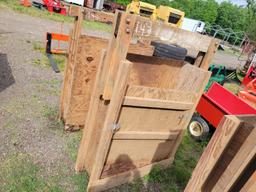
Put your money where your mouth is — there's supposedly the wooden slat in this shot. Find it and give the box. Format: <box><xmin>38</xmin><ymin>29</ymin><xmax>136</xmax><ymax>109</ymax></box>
<box><xmin>240</xmin><ymin>171</ymin><xmax>256</xmax><ymax>192</ymax></box>
<box><xmin>212</xmin><ymin>127</ymin><xmax>256</xmax><ymax>192</ymax></box>
<box><xmin>69</xmin><ymin>5</ymin><xmax>81</xmax><ymax>17</ymax></box>
<box><xmin>176</xmin><ymin>64</ymin><xmax>212</xmax><ymax>93</ymax></box>
<box><xmin>87</xmin><ymin>60</ymin><xmax>132</xmax><ymax>190</ymax></box>
<box><xmin>75</xmin><ymin>50</ymin><xmax>106</xmax><ymax>172</ymax></box>
<box><xmin>134</xmin><ymin>17</ymin><xmax>214</xmax><ymax>53</ymax></box>
<box><xmin>128</xmin><ymin>43</ymin><xmax>154</xmax><ymax>56</ymax></box>
<box><xmin>126</xmin><ymin>85</ymin><xmax>197</xmax><ymax>102</ymax></box>
<box><xmin>113</xmin><ymin>131</ymin><xmax>179</xmax><ymax>140</ymax></box>
<box><xmin>123</xmin><ymin>96</ymin><xmax>194</xmax><ymax>110</ymax></box>
<box><xmin>184</xmin><ymin>116</ymin><xmax>241</xmax><ymax>192</ymax></box>
<box><xmin>60</xmin><ymin>8</ymin><xmax>83</xmax><ymax>120</ymax></box>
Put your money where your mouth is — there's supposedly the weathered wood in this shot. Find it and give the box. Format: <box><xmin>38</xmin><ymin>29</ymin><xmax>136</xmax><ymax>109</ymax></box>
<box><xmin>87</xmin><ymin>60</ymin><xmax>132</xmax><ymax>191</ymax></box>
<box><xmin>62</xmin><ymin>9</ymin><xmax>218</xmax><ymax>128</ymax></box>
<box><xmin>184</xmin><ymin>115</ymin><xmax>256</xmax><ymax>192</ymax></box>
<box><xmin>134</xmin><ymin>17</ymin><xmax>215</xmax><ymax>53</ymax></box>
<box><xmin>75</xmin><ymin>50</ymin><xmax>106</xmax><ymax>172</ymax></box>
<box><xmin>69</xmin><ymin>10</ymin><xmax>216</xmax><ymax>192</ymax></box>
<box><xmin>102</xmin><ymin>11</ymin><xmax>136</xmax><ymax>100</ymax></box>
<box><xmin>83</xmin><ymin>7</ymin><xmax>114</xmax><ymax>24</ymax></box>
<box><xmin>89</xmin><ymin>157</ymin><xmax>174</xmax><ymax>192</ymax></box>
<box><xmin>240</xmin><ymin>171</ymin><xmax>256</xmax><ymax>192</ymax></box>
<box><xmin>199</xmin><ymin>39</ymin><xmax>220</xmax><ymax>70</ymax></box>
<box><xmin>81</xmin><ymin>63</ymin><xmax>210</xmax><ymax>191</ymax></box>
<box><xmin>212</xmin><ymin>126</ymin><xmax>256</xmax><ymax>192</ymax></box>
<box><xmin>113</xmin><ymin>131</ymin><xmax>179</xmax><ymax>140</ymax></box>
<box><xmin>123</xmin><ymin>96</ymin><xmax>194</xmax><ymax>110</ymax></box>
<box><xmin>60</xmin><ymin>7</ymin><xmax>83</xmax><ymax>121</ymax></box>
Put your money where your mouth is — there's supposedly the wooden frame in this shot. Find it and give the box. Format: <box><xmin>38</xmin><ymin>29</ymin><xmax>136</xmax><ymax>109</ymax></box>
<box><xmin>72</xmin><ymin>10</ymin><xmax>212</xmax><ymax>192</ymax></box>
<box><xmin>60</xmin><ymin>6</ymin><xmax>219</xmax><ymax>128</ymax></box>
<box><xmin>185</xmin><ymin>115</ymin><xmax>256</xmax><ymax>192</ymax></box>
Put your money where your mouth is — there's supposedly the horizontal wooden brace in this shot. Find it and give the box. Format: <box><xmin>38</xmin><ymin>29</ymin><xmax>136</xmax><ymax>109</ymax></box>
<box><xmin>123</xmin><ymin>96</ymin><xmax>194</xmax><ymax>110</ymax></box>
<box><xmin>113</xmin><ymin>131</ymin><xmax>179</xmax><ymax>140</ymax></box>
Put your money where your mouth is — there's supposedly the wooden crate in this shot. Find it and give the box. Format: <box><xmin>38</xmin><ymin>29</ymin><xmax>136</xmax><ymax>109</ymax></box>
<box><xmin>60</xmin><ymin>6</ymin><xmax>218</xmax><ymax>129</ymax></box>
<box><xmin>74</xmin><ymin>10</ymin><xmax>211</xmax><ymax>192</ymax></box>
<box><xmin>185</xmin><ymin>115</ymin><xmax>256</xmax><ymax>192</ymax></box>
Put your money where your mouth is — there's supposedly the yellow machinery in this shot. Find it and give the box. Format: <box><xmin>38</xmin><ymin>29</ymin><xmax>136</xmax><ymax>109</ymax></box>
<box><xmin>156</xmin><ymin>5</ymin><xmax>185</xmax><ymax>28</ymax></box>
<box><xmin>126</xmin><ymin>0</ymin><xmax>157</xmax><ymax>20</ymax></box>
<box><xmin>126</xmin><ymin>1</ymin><xmax>185</xmax><ymax>28</ymax></box>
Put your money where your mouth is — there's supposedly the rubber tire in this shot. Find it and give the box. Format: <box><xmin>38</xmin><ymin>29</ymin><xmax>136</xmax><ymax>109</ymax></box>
<box><xmin>151</xmin><ymin>41</ymin><xmax>187</xmax><ymax>61</ymax></box>
<box><xmin>187</xmin><ymin>115</ymin><xmax>209</xmax><ymax>141</ymax></box>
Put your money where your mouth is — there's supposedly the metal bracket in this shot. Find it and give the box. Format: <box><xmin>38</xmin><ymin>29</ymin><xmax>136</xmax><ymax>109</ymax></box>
<box><xmin>111</xmin><ymin>123</ymin><xmax>121</xmax><ymax>133</ymax></box>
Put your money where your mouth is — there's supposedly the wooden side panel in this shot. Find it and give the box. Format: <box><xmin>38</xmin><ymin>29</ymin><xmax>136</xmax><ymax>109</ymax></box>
<box><xmin>102</xmin><ymin>138</ymin><xmax>178</xmax><ymax>178</ymax></box>
<box><xmin>64</xmin><ymin>36</ymin><xmax>107</xmax><ymax>125</ymax></box>
<box><xmin>134</xmin><ymin>17</ymin><xmax>214</xmax><ymax>52</ymax></box>
<box><xmin>176</xmin><ymin>64</ymin><xmax>211</xmax><ymax>93</ymax></box>
<box><xmin>128</xmin><ymin>55</ymin><xmax>184</xmax><ymax>89</ymax></box>
<box><xmin>204</xmin><ymin>122</ymin><xmax>256</xmax><ymax>192</ymax></box>
<box><xmin>117</xmin><ymin>107</ymin><xmax>189</xmax><ymax>132</ymax></box>
<box><xmin>184</xmin><ymin>115</ymin><xmax>256</xmax><ymax>192</ymax></box>
<box><xmin>99</xmin><ymin>64</ymin><xmax>210</xmax><ymax>186</ymax></box>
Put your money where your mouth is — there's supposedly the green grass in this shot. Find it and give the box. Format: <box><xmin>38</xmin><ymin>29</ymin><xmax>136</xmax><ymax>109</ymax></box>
<box><xmin>0</xmin><ymin>0</ymin><xmax>111</xmax><ymax>32</ymax></box>
<box><xmin>223</xmin><ymin>82</ymin><xmax>240</xmax><ymax>94</ymax></box>
<box><xmin>0</xmin><ymin>153</ymin><xmax>63</xmax><ymax>192</ymax></box>
<box><xmin>144</xmin><ymin>133</ymin><xmax>208</xmax><ymax>191</ymax></box>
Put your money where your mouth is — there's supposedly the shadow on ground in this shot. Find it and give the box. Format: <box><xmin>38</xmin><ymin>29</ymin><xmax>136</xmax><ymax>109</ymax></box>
<box><xmin>0</xmin><ymin>53</ymin><xmax>15</xmax><ymax>92</ymax></box>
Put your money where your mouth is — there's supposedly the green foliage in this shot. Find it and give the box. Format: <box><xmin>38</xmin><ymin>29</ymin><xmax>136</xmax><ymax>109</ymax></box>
<box><xmin>246</xmin><ymin>0</ymin><xmax>256</xmax><ymax>41</ymax></box>
<box><xmin>216</xmin><ymin>2</ymin><xmax>247</xmax><ymax>31</ymax></box>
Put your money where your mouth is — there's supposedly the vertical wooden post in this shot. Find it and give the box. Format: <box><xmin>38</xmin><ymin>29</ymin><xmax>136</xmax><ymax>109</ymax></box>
<box><xmin>199</xmin><ymin>39</ymin><xmax>219</xmax><ymax>70</ymax></box>
<box><xmin>87</xmin><ymin>60</ymin><xmax>132</xmax><ymax>191</ymax></box>
<box><xmin>102</xmin><ymin>11</ymin><xmax>136</xmax><ymax>100</ymax></box>
<box><xmin>60</xmin><ymin>7</ymin><xmax>83</xmax><ymax>120</ymax></box>
<box><xmin>75</xmin><ymin>50</ymin><xmax>106</xmax><ymax>172</ymax></box>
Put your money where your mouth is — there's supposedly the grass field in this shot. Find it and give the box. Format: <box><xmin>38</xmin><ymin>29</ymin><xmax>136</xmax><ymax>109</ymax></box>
<box><xmin>0</xmin><ymin>0</ymin><xmax>112</xmax><ymax>32</ymax></box>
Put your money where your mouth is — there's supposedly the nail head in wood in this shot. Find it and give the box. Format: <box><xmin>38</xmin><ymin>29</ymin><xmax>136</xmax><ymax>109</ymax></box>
<box><xmin>111</xmin><ymin>123</ymin><xmax>121</xmax><ymax>133</ymax></box>
<box><xmin>126</xmin><ymin>28</ymin><xmax>131</xmax><ymax>34</ymax></box>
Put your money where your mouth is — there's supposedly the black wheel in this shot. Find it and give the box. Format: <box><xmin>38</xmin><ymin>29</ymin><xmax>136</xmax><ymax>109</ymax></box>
<box><xmin>151</xmin><ymin>41</ymin><xmax>187</xmax><ymax>61</ymax></box>
<box><xmin>188</xmin><ymin>114</ymin><xmax>209</xmax><ymax>141</ymax></box>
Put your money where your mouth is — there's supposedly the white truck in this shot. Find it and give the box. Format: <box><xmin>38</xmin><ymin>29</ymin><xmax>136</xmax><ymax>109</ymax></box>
<box><xmin>65</xmin><ymin>0</ymin><xmax>84</xmax><ymax>6</ymax></box>
<box><xmin>181</xmin><ymin>17</ymin><xmax>205</xmax><ymax>33</ymax></box>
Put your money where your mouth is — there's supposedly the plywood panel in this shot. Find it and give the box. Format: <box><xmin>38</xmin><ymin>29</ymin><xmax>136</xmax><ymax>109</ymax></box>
<box><xmin>128</xmin><ymin>54</ymin><xmax>184</xmax><ymax>89</ymax></box>
<box><xmin>102</xmin><ymin>138</ymin><xmax>177</xmax><ymax>178</ymax></box>
<box><xmin>118</xmin><ymin>107</ymin><xmax>190</xmax><ymax>132</ymax></box>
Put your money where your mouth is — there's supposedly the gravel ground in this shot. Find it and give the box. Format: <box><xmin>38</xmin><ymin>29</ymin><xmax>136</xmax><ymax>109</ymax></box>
<box><xmin>0</xmin><ymin>7</ymin><xmax>110</xmax><ymax>191</ymax></box>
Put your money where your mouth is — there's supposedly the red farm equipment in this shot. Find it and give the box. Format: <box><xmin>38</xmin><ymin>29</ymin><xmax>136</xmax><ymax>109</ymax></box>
<box><xmin>188</xmin><ymin>82</ymin><xmax>256</xmax><ymax>141</ymax></box>
<box><xmin>43</xmin><ymin>0</ymin><xmax>66</xmax><ymax>15</ymax></box>
<box><xmin>32</xmin><ymin>0</ymin><xmax>67</xmax><ymax>15</ymax></box>
<box><xmin>188</xmin><ymin>47</ymin><xmax>256</xmax><ymax>141</ymax></box>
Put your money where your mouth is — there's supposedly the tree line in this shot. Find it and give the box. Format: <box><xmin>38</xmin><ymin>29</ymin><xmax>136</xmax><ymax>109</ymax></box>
<box><xmin>111</xmin><ymin>0</ymin><xmax>256</xmax><ymax>42</ymax></box>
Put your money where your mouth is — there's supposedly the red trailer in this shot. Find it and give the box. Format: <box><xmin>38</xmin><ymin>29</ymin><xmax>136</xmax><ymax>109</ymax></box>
<box><xmin>188</xmin><ymin>82</ymin><xmax>256</xmax><ymax>140</ymax></box>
